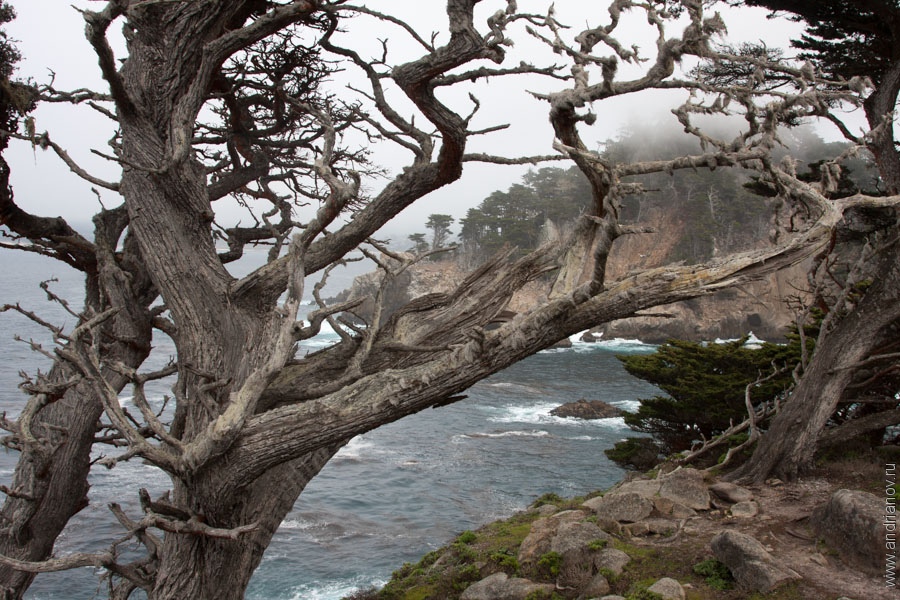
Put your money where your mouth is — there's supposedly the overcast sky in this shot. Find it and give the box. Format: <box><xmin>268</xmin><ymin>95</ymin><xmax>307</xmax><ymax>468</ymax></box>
<box><xmin>3</xmin><ymin>1</ymin><xmax>813</xmax><ymax>242</ymax></box>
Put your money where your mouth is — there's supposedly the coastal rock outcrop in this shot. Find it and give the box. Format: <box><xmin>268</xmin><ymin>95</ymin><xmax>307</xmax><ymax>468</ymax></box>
<box><xmin>550</xmin><ymin>399</ymin><xmax>623</xmax><ymax>420</ymax></box>
<box><xmin>584</xmin><ymin>468</ymin><xmax>710</xmax><ymax>520</ymax></box>
<box><xmin>374</xmin><ymin>467</ymin><xmax>897</xmax><ymax>600</ymax></box>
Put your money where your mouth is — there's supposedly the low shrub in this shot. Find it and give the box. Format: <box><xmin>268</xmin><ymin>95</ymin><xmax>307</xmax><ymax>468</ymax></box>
<box><xmin>693</xmin><ymin>557</ymin><xmax>734</xmax><ymax>590</ymax></box>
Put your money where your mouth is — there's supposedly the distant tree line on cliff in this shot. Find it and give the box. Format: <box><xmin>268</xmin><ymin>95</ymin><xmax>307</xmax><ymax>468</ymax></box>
<box><xmin>409</xmin><ymin>126</ymin><xmax>880</xmax><ymax>266</ymax></box>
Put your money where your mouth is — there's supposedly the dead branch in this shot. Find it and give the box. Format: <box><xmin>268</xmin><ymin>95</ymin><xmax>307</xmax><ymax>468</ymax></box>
<box><xmin>5</xmin><ymin>131</ymin><xmax>120</xmax><ymax>191</ymax></box>
<box><xmin>0</xmin><ymin>304</ymin><xmax>66</xmax><ymax>341</ymax></box>
<box><xmin>0</xmin><ymin>549</ymin><xmax>114</xmax><ymax>574</ymax></box>
<box><xmin>462</xmin><ymin>152</ymin><xmax>567</xmax><ymax>164</ymax></box>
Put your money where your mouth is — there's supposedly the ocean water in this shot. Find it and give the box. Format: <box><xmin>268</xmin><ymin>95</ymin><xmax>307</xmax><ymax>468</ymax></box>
<box><xmin>0</xmin><ymin>250</ymin><xmax>661</xmax><ymax>599</ymax></box>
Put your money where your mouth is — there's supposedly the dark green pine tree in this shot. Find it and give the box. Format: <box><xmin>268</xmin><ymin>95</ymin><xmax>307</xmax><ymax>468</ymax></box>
<box><xmin>615</xmin><ymin>336</ymin><xmax>800</xmax><ymax>456</ymax></box>
<box><xmin>737</xmin><ymin>0</ymin><xmax>895</xmax><ymax>84</ymax></box>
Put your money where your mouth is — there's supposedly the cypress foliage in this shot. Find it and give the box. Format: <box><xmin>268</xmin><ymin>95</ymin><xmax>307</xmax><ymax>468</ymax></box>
<box><xmin>739</xmin><ymin>0</ymin><xmax>895</xmax><ymax>84</ymax></box>
<box><xmin>611</xmin><ymin>335</ymin><xmax>802</xmax><ymax>461</ymax></box>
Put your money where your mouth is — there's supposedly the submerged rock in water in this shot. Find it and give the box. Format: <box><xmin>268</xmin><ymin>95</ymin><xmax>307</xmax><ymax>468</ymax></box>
<box><xmin>550</xmin><ymin>399</ymin><xmax>623</xmax><ymax>420</ymax></box>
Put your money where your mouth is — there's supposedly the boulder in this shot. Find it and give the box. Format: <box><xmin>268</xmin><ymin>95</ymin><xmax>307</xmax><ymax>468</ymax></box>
<box><xmin>711</xmin><ymin>530</ymin><xmax>801</xmax><ymax>592</ymax></box>
<box><xmin>709</xmin><ymin>481</ymin><xmax>754</xmax><ymax>504</ymax></box>
<box><xmin>658</xmin><ymin>468</ymin><xmax>710</xmax><ymax>510</ymax></box>
<box><xmin>460</xmin><ymin>572</ymin><xmax>555</xmax><ymax>600</ymax></box>
<box><xmin>624</xmin><ymin>521</ymin><xmax>650</xmax><ymax>537</ymax></box>
<box><xmin>730</xmin><ymin>500</ymin><xmax>759</xmax><ymax>518</ymax></box>
<box><xmin>550</xmin><ymin>399</ymin><xmax>623</xmax><ymax>420</ymax></box>
<box><xmin>582</xmin><ymin>572</ymin><xmax>611</xmax><ymax>597</ymax></box>
<box><xmin>647</xmin><ymin>576</ymin><xmax>686</xmax><ymax>600</ymax></box>
<box><xmin>583</xmin><ymin>492</ymin><xmax>654</xmax><ymax>523</ymax></box>
<box><xmin>810</xmin><ymin>488</ymin><xmax>885</xmax><ymax>574</ymax></box>
<box><xmin>593</xmin><ymin>548</ymin><xmax>631</xmax><ymax>576</ymax></box>
<box><xmin>551</xmin><ymin>521</ymin><xmax>611</xmax><ymax>556</ymax></box>
<box><xmin>612</xmin><ymin>478</ymin><xmax>661</xmax><ymax>499</ymax></box>
<box><xmin>652</xmin><ymin>497</ymin><xmax>695</xmax><ymax>520</ymax></box>
<box><xmin>581</xmin><ymin>331</ymin><xmax>600</xmax><ymax>343</ymax></box>
<box><xmin>671</xmin><ymin>503</ymin><xmax>698</xmax><ymax>519</ymax></box>
<box><xmin>551</xmin><ymin>520</ymin><xmax>611</xmax><ymax>589</ymax></box>
<box><xmin>644</xmin><ymin>518</ymin><xmax>678</xmax><ymax>535</ymax></box>
<box><xmin>517</xmin><ymin>511</ymin><xmax>585</xmax><ymax>573</ymax></box>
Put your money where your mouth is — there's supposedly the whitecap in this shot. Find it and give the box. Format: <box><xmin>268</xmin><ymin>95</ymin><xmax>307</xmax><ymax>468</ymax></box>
<box><xmin>285</xmin><ymin>577</ymin><xmax>387</xmax><ymax>600</ymax></box>
<box><xmin>461</xmin><ymin>429</ymin><xmax>551</xmax><ymax>439</ymax></box>
<box><xmin>612</xmin><ymin>399</ymin><xmax>641</xmax><ymax>413</ymax></box>
<box><xmin>279</xmin><ymin>518</ymin><xmax>318</xmax><ymax>531</ymax></box>
<box><xmin>595</xmin><ymin>338</ymin><xmax>656</xmax><ymax>353</ymax></box>
<box><xmin>487</xmin><ymin>402</ymin><xmax>561</xmax><ymax>425</ymax></box>
<box><xmin>538</xmin><ymin>336</ymin><xmax>656</xmax><ymax>355</ymax></box>
<box><xmin>589</xmin><ymin>416</ymin><xmax>629</xmax><ymax>429</ymax></box>
<box><xmin>334</xmin><ymin>436</ymin><xmax>378</xmax><ymax>461</ymax></box>
<box><xmin>713</xmin><ymin>331</ymin><xmax>767</xmax><ymax>348</ymax></box>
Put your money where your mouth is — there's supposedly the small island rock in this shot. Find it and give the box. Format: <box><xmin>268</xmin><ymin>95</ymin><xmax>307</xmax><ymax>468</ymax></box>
<box><xmin>550</xmin><ymin>399</ymin><xmax>623</xmax><ymax>420</ymax></box>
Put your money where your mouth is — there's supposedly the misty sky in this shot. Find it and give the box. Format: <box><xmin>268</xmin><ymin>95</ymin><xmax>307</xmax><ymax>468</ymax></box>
<box><xmin>2</xmin><ymin>1</ymin><xmax>814</xmax><ymax>243</ymax></box>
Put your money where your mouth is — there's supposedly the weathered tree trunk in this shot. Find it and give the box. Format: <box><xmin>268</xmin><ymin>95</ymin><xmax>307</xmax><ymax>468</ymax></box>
<box><xmin>730</xmin><ymin>240</ymin><xmax>900</xmax><ymax>483</ymax></box>
<box><xmin>150</xmin><ymin>447</ymin><xmax>340</xmax><ymax>599</ymax></box>
<box><xmin>0</xmin><ymin>216</ymin><xmax>154</xmax><ymax>599</ymax></box>
<box><xmin>864</xmin><ymin>58</ymin><xmax>900</xmax><ymax>195</ymax></box>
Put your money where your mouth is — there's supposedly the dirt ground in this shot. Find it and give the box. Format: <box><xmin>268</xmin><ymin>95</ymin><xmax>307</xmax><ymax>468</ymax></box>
<box><xmin>638</xmin><ymin>458</ymin><xmax>896</xmax><ymax>600</ymax></box>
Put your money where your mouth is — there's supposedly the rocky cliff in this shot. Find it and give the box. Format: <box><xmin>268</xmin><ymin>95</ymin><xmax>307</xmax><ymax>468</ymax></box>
<box><xmin>335</xmin><ymin>249</ymin><xmax>806</xmax><ymax>343</ymax></box>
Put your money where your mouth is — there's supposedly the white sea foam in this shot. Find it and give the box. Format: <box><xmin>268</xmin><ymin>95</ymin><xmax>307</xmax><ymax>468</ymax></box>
<box><xmin>586</xmin><ymin>416</ymin><xmax>629</xmax><ymax>429</ymax></box>
<box><xmin>460</xmin><ymin>429</ymin><xmax>551</xmax><ymax>440</ymax></box>
<box><xmin>539</xmin><ymin>336</ymin><xmax>656</xmax><ymax>355</ymax></box>
<box><xmin>286</xmin><ymin>577</ymin><xmax>386</xmax><ymax>600</ymax></box>
<box><xmin>279</xmin><ymin>518</ymin><xmax>318</xmax><ymax>531</ymax></box>
<box><xmin>487</xmin><ymin>402</ymin><xmax>561</xmax><ymax>424</ymax></box>
<box><xmin>713</xmin><ymin>331</ymin><xmax>766</xmax><ymax>348</ymax></box>
<box><xmin>595</xmin><ymin>338</ymin><xmax>656</xmax><ymax>353</ymax></box>
<box><xmin>334</xmin><ymin>436</ymin><xmax>378</xmax><ymax>460</ymax></box>
<box><xmin>613</xmin><ymin>399</ymin><xmax>641</xmax><ymax>413</ymax></box>
<box><xmin>487</xmin><ymin>401</ymin><xmax>633</xmax><ymax>430</ymax></box>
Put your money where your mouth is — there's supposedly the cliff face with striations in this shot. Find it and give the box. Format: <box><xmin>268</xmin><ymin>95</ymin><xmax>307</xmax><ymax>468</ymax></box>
<box><xmin>337</xmin><ymin>253</ymin><xmax>805</xmax><ymax>343</ymax></box>
<box><xmin>338</xmin><ymin>204</ymin><xmax>807</xmax><ymax>342</ymax></box>
<box><xmin>597</xmin><ymin>205</ymin><xmax>808</xmax><ymax>342</ymax></box>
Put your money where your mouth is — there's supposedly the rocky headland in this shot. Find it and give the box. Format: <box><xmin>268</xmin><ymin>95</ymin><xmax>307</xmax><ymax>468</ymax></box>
<box><xmin>349</xmin><ymin>457</ymin><xmax>895</xmax><ymax>600</ymax></box>
<box><xmin>333</xmin><ymin>255</ymin><xmax>807</xmax><ymax>344</ymax></box>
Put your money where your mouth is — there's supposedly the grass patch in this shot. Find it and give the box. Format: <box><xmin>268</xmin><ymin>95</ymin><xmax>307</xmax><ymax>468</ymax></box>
<box><xmin>360</xmin><ymin>507</ymin><xmax>544</xmax><ymax>599</ymax></box>
<box><xmin>536</xmin><ymin>551</ymin><xmax>562</xmax><ymax>580</ymax></box>
<box><xmin>588</xmin><ymin>538</ymin><xmax>608</xmax><ymax>551</ymax></box>
<box><xmin>455</xmin><ymin>530</ymin><xmax>477</xmax><ymax>545</ymax></box>
<box><xmin>692</xmin><ymin>558</ymin><xmax>733</xmax><ymax>590</ymax></box>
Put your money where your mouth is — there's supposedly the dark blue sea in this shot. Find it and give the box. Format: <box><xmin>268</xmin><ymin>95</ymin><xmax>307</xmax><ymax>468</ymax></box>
<box><xmin>0</xmin><ymin>250</ymin><xmax>661</xmax><ymax>599</ymax></box>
